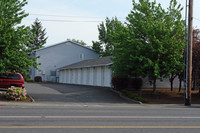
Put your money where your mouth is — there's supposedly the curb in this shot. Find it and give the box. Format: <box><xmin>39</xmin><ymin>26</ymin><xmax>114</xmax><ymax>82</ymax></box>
<box><xmin>110</xmin><ymin>88</ymin><xmax>142</xmax><ymax>104</ymax></box>
<box><xmin>28</xmin><ymin>95</ymin><xmax>35</xmax><ymax>103</ymax></box>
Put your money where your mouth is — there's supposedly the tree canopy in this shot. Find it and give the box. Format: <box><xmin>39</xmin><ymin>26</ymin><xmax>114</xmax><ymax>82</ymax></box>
<box><xmin>192</xmin><ymin>28</ymin><xmax>200</xmax><ymax>90</ymax></box>
<box><xmin>92</xmin><ymin>17</ymin><xmax>122</xmax><ymax>57</ymax></box>
<box><xmin>67</xmin><ymin>38</ymin><xmax>88</xmax><ymax>46</ymax></box>
<box><xmin>106</xmin><ymin>0</ymin><xmax>185</xmax><ymax>94</ymax></box>
<box><xmin>28</xmin><ymin>18</ymin><xmax>48</xmax><ymax>49</ymax></box>
<box><xmin>0</xmin><ymin>0</ymin><xmax>40</xmax><ymax>75</ymax></box>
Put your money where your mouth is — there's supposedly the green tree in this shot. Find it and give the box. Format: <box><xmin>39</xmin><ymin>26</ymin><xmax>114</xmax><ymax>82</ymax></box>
<box><xmin>192</xmin><ymin>29</ymin><xmax>200</xmax><ymax>92</ymax></box>
<box><xmin>28</xmin><ymin>18</ymin><xmax>48</xmax><ymax>49</ymax></box>
<box><xmin>112</xmin><ymin>0</ymin><xmax>185</xmax><ymax>94</ymax></box>
<box><xmin>111</xmin><ymin>22</ymin><xmax>134</xmax><ymax>76</ymax></box>
<box><xmin>67</xmin><ymin>38</ymin><xmax>88</xmax><ymax>46</ymax></box>
<box><xmin>164</xmin><ymin>0</ymin><xmax>185</xmax><ymax>91</ymax></box>
<box><xmin>92</xmin><ymin>17</ymin><xmax>122</xmax><ymax>57</ymax></box>
<box><xmin>0</xmin><ymin>0</ymin><xmax>40</xmax><ymax>75</ymax></box>
<box><xmin>92</xmin><ymin>41</ymin><xmax>103</xmax><ymax>55</ymax></box>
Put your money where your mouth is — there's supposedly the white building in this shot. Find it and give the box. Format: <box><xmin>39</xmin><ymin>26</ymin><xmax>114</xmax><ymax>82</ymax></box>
<box><xmin>30</xmin><ymin>40</ymin><xmax>182</xmax><ymax>89</ymax></box>
<box><xmin>58</xmin><ymin>56</ymin><xmax>182</xmax><ymax>89</ymax></box>
<box><xmin>30</xmin><ymin>41</ymin><xmax>99</xmax><ymax>82</ymax></box>
<box><xmin>59</xmin><ymin>56</ymin><xmax>113</xmax><ymax>87</ymax></box>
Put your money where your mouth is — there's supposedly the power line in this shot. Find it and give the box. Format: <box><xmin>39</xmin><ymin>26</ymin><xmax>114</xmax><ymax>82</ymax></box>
<box><xmin>194</xmin><ymin>17</ymin><xmax>200</xmax><ymax>22</ymax></box>
<box><xmin>30</xmin><ymin>13</ymin><xmax>199</xmax><ymax>22</ymax></box>
<box><xmin>28</xmin><ymin>13</ymin><xmax>199</xmax><ymax>24</ymax></box>
<box><xmin>39</xmin><ymin>19</ymin><xmax>104</xmax><ymax>23</ymax></box>
<box><xmin>29</xmin><ymin>13</ymin><xmax>105</xmax><ymax>19</ymax></box>
<box><xmin>29</xmin><ymin>13</ymin><xmax>126</xmax><ymax>19</ymax></box>
<box><xmin>24</xmin><ymin>19</ymin><xmax>105</xmax><ymax>23</ymax></box>
<box><xmin>24</xmin><ymin>19</ymin><xmax>126</xmax><ymax>23</ymax></box>
<box><xmin>29</xmin><ymin>13</ymin><xmax>126</xmax><ymax>20</ymax></box>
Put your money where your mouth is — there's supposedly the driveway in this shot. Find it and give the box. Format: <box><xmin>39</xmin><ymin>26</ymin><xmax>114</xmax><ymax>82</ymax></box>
<box><xmin>25</xmin><ymin>82</ymin><xmax>134</xmax><ymax>104</ymax></box>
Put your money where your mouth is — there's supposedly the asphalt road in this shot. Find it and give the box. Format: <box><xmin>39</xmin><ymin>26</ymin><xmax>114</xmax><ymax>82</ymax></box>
<box><xmin>1</xmin><ymin>83</ymin><xmax>200</xmax><ymax>132</ymax></box>
<box><xmin>0</xmin><ymin>104</ymin><xmax>200</xmax><ymax>133</ymax></box>
<box><xmin>25</xmin><ymin>82</ymin><xmax>134</xmax><ymax>104</ymax></box>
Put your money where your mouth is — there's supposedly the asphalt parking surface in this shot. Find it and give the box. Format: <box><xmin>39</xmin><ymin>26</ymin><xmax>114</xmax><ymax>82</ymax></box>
<box><xmin>25</xmin><ymin>82</ymin><xmax>134</xmax><ymax>104</ymax></box>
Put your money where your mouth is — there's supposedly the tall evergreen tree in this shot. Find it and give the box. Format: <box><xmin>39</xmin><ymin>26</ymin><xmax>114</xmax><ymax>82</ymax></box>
<box><xmin>28</xmin><ymin>18</ymin><xmax>47</xmax><ymax>49</ymax></box>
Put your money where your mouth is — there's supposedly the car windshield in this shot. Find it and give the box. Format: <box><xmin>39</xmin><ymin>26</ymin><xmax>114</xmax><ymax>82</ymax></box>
<box><xmin>0</xmin><ymin>75</ymin><xmax>7</xmax><ymax>79</ymax></box>
<box><xmin>0</xmin><ymin>73</ymin><xmax>21</xmax><ymax>80</ymax></box>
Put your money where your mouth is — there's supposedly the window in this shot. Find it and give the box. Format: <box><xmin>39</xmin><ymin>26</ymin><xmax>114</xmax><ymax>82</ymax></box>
<box><xmin>0</xmin><ymin>74</ymin><xmax>7</xmax><ymax>79</ymax></box>
<box><xmin>80</xmin><ymin>53</ymin><xmax>84</xmax><ymax>59</ymax></box>
<box><xmin>50</xmin><ymin>71</ymin><xmax>56</xmax><ymax>76</ymax></box>
<box><xmin>8</xmin><ymin>74</ymin><xmax>21</xmax><ymax>80</ymax></box>
<box><xmin>0</xmin><ymin>73</ymin><xmax>21</xmax><ymax>80</ymax></box>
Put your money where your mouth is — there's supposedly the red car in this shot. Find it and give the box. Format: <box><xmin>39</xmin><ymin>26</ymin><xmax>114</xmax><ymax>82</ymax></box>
<box><xmin>0</xmin><ymin>73</ymin><xmax>25</xmax><ymax>88</ymax></box>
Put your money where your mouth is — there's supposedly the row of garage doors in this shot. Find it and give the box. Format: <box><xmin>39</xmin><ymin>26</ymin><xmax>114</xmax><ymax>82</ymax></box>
<box><xmin>59</xmin><ymin>66</ymin><xmax>112</xmax><ymax>87</ymax></box>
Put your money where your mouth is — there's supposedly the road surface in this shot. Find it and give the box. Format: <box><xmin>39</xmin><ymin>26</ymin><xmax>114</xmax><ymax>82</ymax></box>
<box><xmin>0</xmin><ymin>104</ymin><xmax>200</xmax><ymax>133</ymax></box>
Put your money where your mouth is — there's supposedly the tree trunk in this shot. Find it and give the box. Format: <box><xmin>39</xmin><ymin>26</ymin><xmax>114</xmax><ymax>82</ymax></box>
<box><xmin>169</xmin><ymin>74</ymin><xmax>177</xmax><ymax>92</ymax></box>
<box><xmin>153</xmin><ymin>79</ymin><xmax>156</xmax><ymax>95</ymax></box>
<box><xmin>193</xmin><ymin>76</ymin><xmax>196</xmax><ymax>90</ymax></box>
<box><xmin>178</xmin><ymin>73</ymin><xmax>183</xmax><ymax>92</ymax></box>
<box><xmin>139</xmin><ymin>87</ymin><xmax>142</xmax><ymax>97</ymax></box>
<box><xmin>179</xmin><ymin>77</ymin><xmax>182</xmax><ymax>92</ymax></box>
<box><xmin>170</xmin><ymin>80</ymin><xmax>173</xmax><ymax>91</ymax></box>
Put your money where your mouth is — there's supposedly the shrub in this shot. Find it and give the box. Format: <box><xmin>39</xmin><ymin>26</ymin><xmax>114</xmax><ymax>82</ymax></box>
<box><xmin>24</xmin><ymin>77</ymin><xmax>34</xmax><ymax>82</ymax></box>
<box><xmin>34</xmin><ymin>76</ymin><xmax>42</xmax><ymax>82</ymax></box>
<box><xmin>131</xmin><ymin>78</ymin><xmax>143</xmax><ymax>90</ymax></box>
<box><xmin>4</xmin><ymin>86</ymin><xmax>27</xmax><ymax>101</ymax></box>
<box><xmin>111</xmin><ymin>76</ymin><xmax>129</xmax><ymax>90</ymax></box>
<box><xmin>121</xmin><ymin>89</ymin><xmax>148</xmax><ymax>103</ymax></box>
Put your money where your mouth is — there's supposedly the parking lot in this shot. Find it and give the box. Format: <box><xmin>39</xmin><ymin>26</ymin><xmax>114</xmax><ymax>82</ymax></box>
<box><xmin>25</xmin><ymin>82</ymin><xmax>134</xmax><ymax>104</ymax></box>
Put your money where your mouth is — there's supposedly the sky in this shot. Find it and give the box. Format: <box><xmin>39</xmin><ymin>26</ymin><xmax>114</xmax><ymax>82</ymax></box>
<box><xmin>22</xmin><ymin>0</ymin><xmax>200</xmax><ymax>47</ymax></box>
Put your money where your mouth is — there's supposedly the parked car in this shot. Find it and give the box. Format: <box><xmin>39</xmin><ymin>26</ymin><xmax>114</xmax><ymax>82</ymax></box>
<box><xmin>0</xmin><ymin>73</ymin><xmax>24</xmax><ymax>88</ymax></box>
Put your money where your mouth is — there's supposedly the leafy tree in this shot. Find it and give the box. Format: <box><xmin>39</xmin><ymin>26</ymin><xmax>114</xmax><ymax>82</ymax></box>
<box><xmin>192</xmin><ymin>29</ymin><xmax>200</xmax><ymax>91</ymax></box>
<box><xmin>28</xmin><ymin>18</ymin><xmax>48</xmax><ymax>49</ymax></box>
<box><xmin>111</xmin><ymin>22</ymin><xmax>136</xmax><ymax>77</ymax></box>
<box><xmin>67</xmin><ymin>38</ymin><xmax>88</xmax><ymax>46</ymax></box>
<box><xmin>178</xmin><ymin>72</ymin><xmax>184</xmax><ymax>92</ymax></box>
<box><xmin>165</xmin><ymin>0</ymin><xmax>185</xmax><ymax>92</ymax></box>
<box><xmin>111</xmin><ymin>0</ymin><xmax>185</xmax><ymax>94</ymax></box>
<box><xmin>92</xmin><ymin>41</ymin><xmax>103</xmax><ymax>55</ymax></box>
<box><xmin>92</xmin><ymin>17</ymin><xmax>122</xmax><ymax>57</ymax></box>
<box><xmin>177</xmin><ymin>29</ymin><xmax>200</xmax><ymax>92</ymax></box>
<box><xmin>0</xmin><ymin>0</ymin><xmax>40</xmax><ymax>75</ymax></box>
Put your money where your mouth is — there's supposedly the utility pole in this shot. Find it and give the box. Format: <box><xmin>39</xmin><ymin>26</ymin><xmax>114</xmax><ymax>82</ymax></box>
<box><xmin>185</xmin><ymin>0</ymin><xmax>193</xmax><ymax>106</ymax></box>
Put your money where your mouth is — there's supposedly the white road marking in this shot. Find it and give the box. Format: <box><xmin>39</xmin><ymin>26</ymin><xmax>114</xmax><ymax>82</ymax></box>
<box><xmin>0</xmin><ymin>126</ymin><xmax>200</xmax><ymax>129</ymax></box>
<box><xmin>0</xmin><ymin>116</ymin><xmax>42</xmax><ymax>119</ymax></box>
<box><xmin>0</xmin><ymin>116</ymin><xmax>200</xmax><ymax>119</ymax></box>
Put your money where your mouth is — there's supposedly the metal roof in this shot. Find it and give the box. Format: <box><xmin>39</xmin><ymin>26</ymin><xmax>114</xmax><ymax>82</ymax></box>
<box><xmin>35</xmin><ymin>40</ymin><xmax>95</xmax><ymax>52</ymax></box>
<box><xmin>59</xmin><ymin>56</ymin><xmax>113</xmax><ymax>70</ymax></box>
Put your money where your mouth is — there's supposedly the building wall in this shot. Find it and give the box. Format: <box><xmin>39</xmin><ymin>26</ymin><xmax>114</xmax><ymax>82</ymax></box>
<box><xmin>59</xmin><ymin>66</ymin><xmax>112</xmax><ymax>87</ymax></box>
<box><xmin>59</xmin><ymin>65</ymin><xmax>183</xmax><ymax>89</ymax></box>
<box><xmin>142</xmin><ymin>77</ymin><xmax>183</xmax><ymax>89</ymax></box>
<box><xmin>31</xmin><ymin>41</ymin><xmax>99</xmax><ymax>82</ymax></box>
